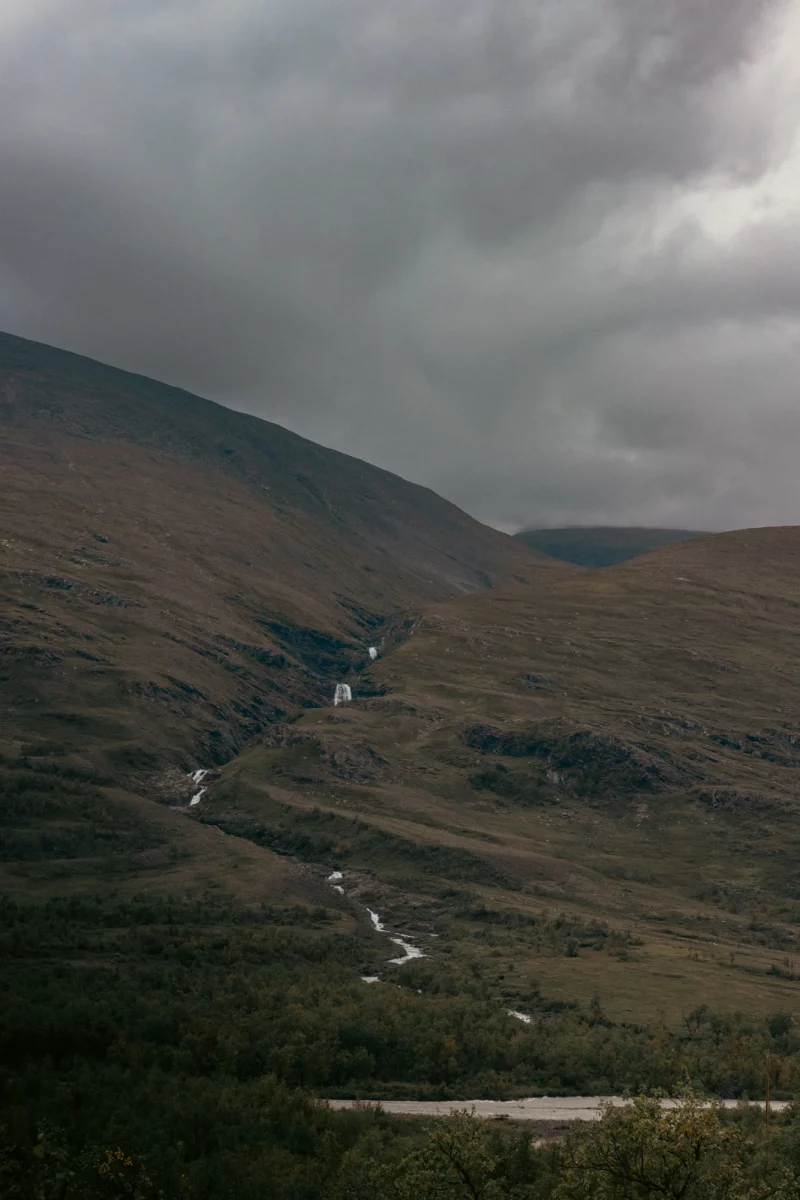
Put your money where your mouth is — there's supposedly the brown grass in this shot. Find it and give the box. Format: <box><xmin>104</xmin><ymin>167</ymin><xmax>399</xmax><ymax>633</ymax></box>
<box><xmin>211</xmin><ymin>528</ymin><xmax>800</xmax><ymax>1023</ymax></box>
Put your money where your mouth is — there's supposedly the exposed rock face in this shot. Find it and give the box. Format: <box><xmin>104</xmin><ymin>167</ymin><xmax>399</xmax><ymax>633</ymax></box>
<box><xmin>322</xmin><ymin>742</ymin><xmax>388</xmax><ymax>781</ymax></box>
<box><xmin>261</xmin><ymin>724</ymin><xmax>388</xmax><ymax>781</ymax></box>
<box><xmin>463</xmin><ymin>722</ymin><xmax>696</xmax><ymax>796</ymax></box>
<box><xmin>519</xmin><ymin>673</ymin><xmax>552</xmax><ymax>691</ymax></box>
<box><xmin>693</xmin><ymin>788</ymin><xmax>792</xmax><ymax>815</ymax></box>
<box><xmin>145</xmin><ymin>766</ymin><xmax>221</xmax><ymax>806</ymax></box>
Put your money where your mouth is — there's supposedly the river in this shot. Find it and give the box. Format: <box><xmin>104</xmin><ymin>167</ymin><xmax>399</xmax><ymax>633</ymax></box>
<box><xmin>323</xmin><ymin>1097</ymin><xmax>787</xmax><ymax>1122</ymax></box>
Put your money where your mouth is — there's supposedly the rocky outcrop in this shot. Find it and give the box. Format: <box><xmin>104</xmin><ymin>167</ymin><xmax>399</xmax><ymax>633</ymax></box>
<box><xmin>692</xmin><ymin>787</ymin><xmax>792</xmax><ymax>815</ymax></box>
<box><xmin>145</xmin><ymin>765</ymin><xmax>220</xmax><ymax>806</ymax></box>
<box><xmin>262</xmin><ymin>724</ymin><xmax>388</xmax><ymax>781</ymax></box>
<box><xmin>463</xmin><ymin>722</ymin><xmax>696</xmax><ymax>796</ymax></box>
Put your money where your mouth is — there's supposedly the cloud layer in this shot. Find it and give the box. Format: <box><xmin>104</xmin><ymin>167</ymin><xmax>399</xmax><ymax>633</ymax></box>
<box><xmin>3</xmin><ymin>0</ymin><xmax>800</xmax><ymax>530</ymax></box>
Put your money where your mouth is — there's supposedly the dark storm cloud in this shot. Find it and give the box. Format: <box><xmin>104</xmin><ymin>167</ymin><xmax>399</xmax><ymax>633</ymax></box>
<box><xmin>2</xmin><ymin>0</ymin><xmax>800</xmax><ymax>531</ymax></box>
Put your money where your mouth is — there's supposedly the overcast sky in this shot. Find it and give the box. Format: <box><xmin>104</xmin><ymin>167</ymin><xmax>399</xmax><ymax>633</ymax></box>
<box><xmin>3</xmin><ymin>0</ymin><xmax>800</xmax><ymax>531</ymax></box>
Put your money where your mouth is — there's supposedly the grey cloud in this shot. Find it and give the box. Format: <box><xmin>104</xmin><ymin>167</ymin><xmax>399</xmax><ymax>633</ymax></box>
<box><xmin>1</xmin><ymin>0</ymin><xmax>798</xmax><ymax>533</ymax></box>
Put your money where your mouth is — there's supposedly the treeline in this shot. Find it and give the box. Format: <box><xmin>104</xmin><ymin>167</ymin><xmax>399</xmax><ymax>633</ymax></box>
<box><xmin>3</xmin><ymin>893</ymin><xmax>800</xmax><ymax>1100</ymax></box>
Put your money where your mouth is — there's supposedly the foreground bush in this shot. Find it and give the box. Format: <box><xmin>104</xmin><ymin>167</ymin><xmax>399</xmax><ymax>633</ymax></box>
<box><xmin>332</xmin><ymin>1096</ymin><xmax>800</xmax><ymax>1200</ymax></box>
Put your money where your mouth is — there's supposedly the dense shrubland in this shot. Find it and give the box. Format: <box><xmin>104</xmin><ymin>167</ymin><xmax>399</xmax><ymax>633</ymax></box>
<box><xmin>3</xmin><ymin>891</ymin><xmax>800</xmax><ymax>1196</ymax></box>
<box><xmin>5</xmin><ymin>1091</ymin><xmax>800</xmax><ymax>1198</ymax></box>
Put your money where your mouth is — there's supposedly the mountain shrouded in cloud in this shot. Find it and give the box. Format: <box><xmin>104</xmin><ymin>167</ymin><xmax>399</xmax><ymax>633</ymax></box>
<box><xmin>2</xmin><ymin>0</ymin><xmax>800</xmax><ymax>531</ymax></box>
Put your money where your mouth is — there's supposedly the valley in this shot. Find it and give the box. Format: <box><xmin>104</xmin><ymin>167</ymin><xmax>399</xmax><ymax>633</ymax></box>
<box><xmin>3</xmin><ymin>333</ymin><xmax>800</xmax><ymax>1196</ymax></box>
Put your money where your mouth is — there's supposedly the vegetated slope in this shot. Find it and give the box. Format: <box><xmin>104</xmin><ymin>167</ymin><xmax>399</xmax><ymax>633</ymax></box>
<box><xmin>514</xmin><ymin>525</ymin><xmax>707</xmax><ymax>566</ymax></box>
<box><xmin>0</xmin><ymin>329</ymin><xmax>557</xmax><ymax>776</ymax></box>
<box><xmin>219</xmin><ymin>528</ymin><xmax>800</xmax><ymax>1023</ymax></box>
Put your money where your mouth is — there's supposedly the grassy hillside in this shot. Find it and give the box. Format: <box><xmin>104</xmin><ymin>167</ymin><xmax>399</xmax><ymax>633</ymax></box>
<box><xmin>4</xmin><ymin>473</ymin><xmax>800</xmax><ymax>1191</ymax></box>
<box><xmin>0</xmin><ymin>330</ymin><xmax>562</xmax><ymax>1023</ymax></box>
<box><xmin>1</xmin><ymin>330</ymin><xmax>552</xmax><ymax>597</ymax></box>
<box><xmin>3</xmin><ymin>337</ymin><xmax>798</xmax><ymax>1026</ymax></box>
<box><xmin>0</xmin><ymin>331</ymin><xmax>559</xmax><ymax>781</ymax></box>
<box><xmin>213</xmin><ymin>528</ymin><xmax>800</xmax><ymax>1025</ymax></box>
<box><xmin>3</xmin><ymin>338</ymin><xmax>800</xmax><ymax>1189</ymax></box>
<box><xmin>514</xmin><ymin>526</ymin><xmax>707</xmax><ymax>566</ymax></box>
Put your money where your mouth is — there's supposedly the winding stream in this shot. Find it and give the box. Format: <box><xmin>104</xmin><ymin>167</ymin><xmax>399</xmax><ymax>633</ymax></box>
<box><xmin>326</xmin><ymin>873</ymin><xmax>425</xmax><ymax>978</ymax></box>
<box><xmin>367</xmin><ymin>908</ymin><xmax>425</xmax><ymax>966</ymax></box>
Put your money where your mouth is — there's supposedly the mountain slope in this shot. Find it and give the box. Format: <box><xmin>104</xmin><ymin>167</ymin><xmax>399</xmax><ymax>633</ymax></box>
<box><xmin>0</xmin><ymin>330</ymin><xmax>558</xmax><ymax>772</ymax></box>
<box><xmin>4</xmin><ymin>328</ymin><xmax>796</xmax><ymax>1031</ymax></box>
<box><xmin>1</xmin><ymin>331</ymin><xmax>552</xmax><ymax>599</ymax></box>
<box><xmin>514</xmin><ymin>525</ymin><xmax>707</xmax><ymax>566</ymax></box>
<box><xmin>218</xmin><ymin>528</ymin><xmax>800</xmax><ymax>1022</ymax></box>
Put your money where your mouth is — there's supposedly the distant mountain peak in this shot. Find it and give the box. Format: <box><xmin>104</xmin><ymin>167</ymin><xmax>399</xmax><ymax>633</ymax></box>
<box><xmin>514</xmin><ymin>525</ymin><xmax>709</xmax><ymax>567</ymax></box>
